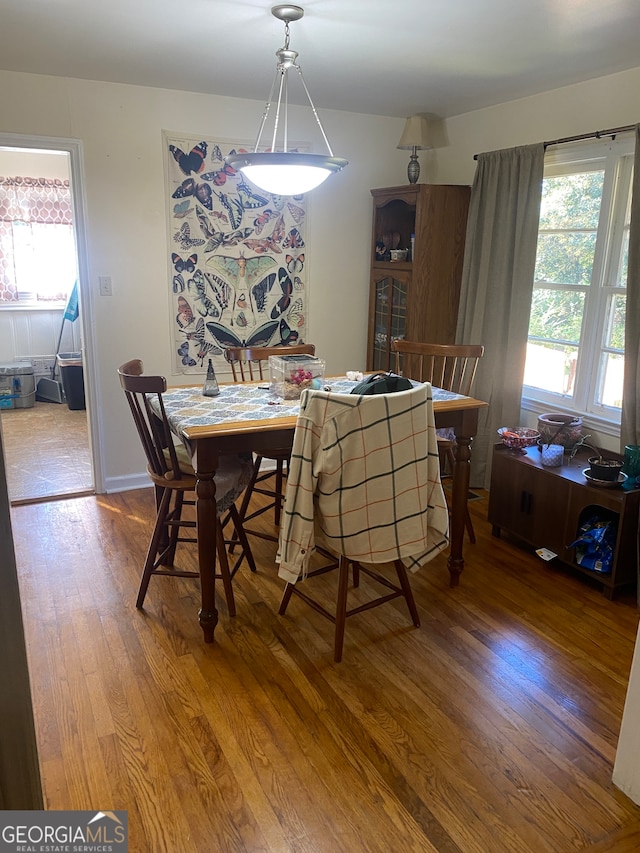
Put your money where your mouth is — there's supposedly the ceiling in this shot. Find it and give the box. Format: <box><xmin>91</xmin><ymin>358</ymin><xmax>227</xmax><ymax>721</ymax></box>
<box><xmin>1</xmin><ymin>0</ymin><xmax>640</xmax><ymax>119</ymax></box>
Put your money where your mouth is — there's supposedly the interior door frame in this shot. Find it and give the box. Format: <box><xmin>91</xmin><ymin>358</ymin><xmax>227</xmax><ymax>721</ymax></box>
<box><xmin>0</xmin><ymin>131</ymin><xmax>104</xmax><ymax>493</ymax></box>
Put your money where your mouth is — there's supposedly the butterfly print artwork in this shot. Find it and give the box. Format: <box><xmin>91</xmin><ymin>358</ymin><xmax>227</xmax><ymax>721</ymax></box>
<box><xmin>283</xmin><ymin>228</ymin><xmax>304</xmax><ymax>249</ymax></box>
<box><xmin>169</xmin><ymin>141</ymin><xmax>207</xmax><ymax>175</ymax></box>
<box><xmin>206</xmin><ymin>255</ymin><xmax>276</xmax><ymax>322</ymax></box>
<box><xmin>180</xmin><ymin>316</ymin><xmax>206</xmax><ymax>343</ymax></box>
<box><xmin>205</xmin><ymin>319</ymin><xmax>280</xmax><ymax>350</ymax></box>
<box><xmin>201</xmin><ymin>163</ymin><xmax>236</xmax><ymax>186</ymax></box>
<box><xmin>236</xmin><ymin>178</ymin><xmax>269</xmax><ymax>211</ymax></box>
<box><xmin>176</xmin><ymin>295</ymin><xmax>195</xmax><ymax>329</ymax></box>
<box><xmin>253</xmin><ymin>208</ymin><xmax>279</xmax><ymax>235</ymax></box>
<box><xmin>174</xmin><ymin>222</ymin><xmax>205</xmax><ymax>250</ymax></box>
<box><xmin>251</xmin><ymin>273</ymin><xmax>277</xmax><ymax>315</ymax></box>
<box><xmin>212</xmin><ymin>189</ymin><xmax>245</xmax><ymax>230</ymax></box>
<box><xmin>287</xmin><ymin>297</ymin><xmax>304</xmax><ymax>328</ymax></box>
<box><xmin>188</xmin><ymin>270</ymin><xmax>219</xmax><ymax>318</ymax></box>
<box><xmin>168</xmin><ymin>140</ymin><xmax>306</xmax><ymax>373</ymax></box>
<box><xmin>242</xmin><ymin>215</ymin><xmax>286</xmax><ymax>254</ymax></box>
<box><xmin>172</xmin><ymin>178</ymin><xmax>213</xmax><ymax>211</ymax></box>
<box><xmin>206</xmin><ymin>254</ymin><xmax>276</xmax><ymax>289</ymax></box>
<box><xmin>172</xmin><ymin>252</ymin><xmax>197</xmax><ymax>273</ymax></box>
<box><xmin>195</xmin><ymin>340</ymin><xmax>221</xmax><ymax>364</ymax></box>
<box><xmin>279</xmin><ymin>318</ymin><xmax>299</xmax><ymax>346</ymax></box>
<box><xmin>173</xmin><ymin>200</ymin><xmax>191</xmax><ymax>218</ymax></box>
<box><xmin>270</xmin><ymin>268</ymin><xmax>293</xmax><ymax>319</ymax></box>
<box><xmin>203</xmin><ymin>271</ymin><xmax>233</xmax><ymax>319</ymax></box>
<box><xmin>287</xmin><ymin>202</ymin><xmax>305</xmax><ymax>224</ymax></box>
<box><xmin>177</xmin><ymin>342</ymin><xmax>197</xmax><ymax>367</ymax></box>
<box><xmin>285</xmin><ymin>253</ymin><xmax>304</xmax><ymax>274</ymax></box>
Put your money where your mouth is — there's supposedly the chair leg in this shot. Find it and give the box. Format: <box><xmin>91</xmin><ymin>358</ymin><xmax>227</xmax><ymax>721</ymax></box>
<box><xmin>137</xmin><ymin>487</ymin><xmax>173</xmax><ymax>609</ymax></box>
<box><xmin>228</xmin><ymin>455</ymin><xmax>262</xmax><ymax>553</ymax></box>
<box><xmin>273</xmin><ymin>459</ymin><xmax>285</xmax><ymax>526</ymax></box>
<box><xmin>278</xmin><ymin>581</ymin><xmax>295</xmax><ymax>615</ymax></box>
<box><xmin>334</xmin><ymin>556</ymin><xmax>351</xmax><ymax>662</ymax></box>
<box><xmin>215</xmin><ymin>519</ymin><xmax>236</xmax><ymax>617</ymax></box>
<box><xmin>227</xmin><ymin>505</ymin><xmax>257</xmax><ymax>573</ymax></box>
<box><xmin>464</xmin><ymin>507</ymin><xmax>476</xmax><ymax>544</ymax></box>
<box><xmin>393</xmin><ymin>560</ymin><xmax>420</xmax><ymax>627</ymax></box>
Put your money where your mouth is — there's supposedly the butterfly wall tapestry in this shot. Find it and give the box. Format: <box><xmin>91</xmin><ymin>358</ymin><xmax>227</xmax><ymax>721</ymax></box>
<box><xmin>165</xmin><ymin>134</ymin><xmax>308</xmax><ymax>377</ymax></box>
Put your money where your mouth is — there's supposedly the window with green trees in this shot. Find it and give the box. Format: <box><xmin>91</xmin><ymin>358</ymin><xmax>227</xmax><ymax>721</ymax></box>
<box><xmin>523</xmin><ymin>137</ymin><xmax>633</xmax><ymax>426</ymax></box>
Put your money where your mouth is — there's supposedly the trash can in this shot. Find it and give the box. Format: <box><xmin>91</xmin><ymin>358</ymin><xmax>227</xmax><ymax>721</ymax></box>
<box><xmin>0</xmin><ymin>362</ymin><xmax>36</xmax><ymax>409</ymax></box>
<box><xmin>56</xmin><ymin>352</ymin><xmax>85</xmax><ymax>410</ymax></box>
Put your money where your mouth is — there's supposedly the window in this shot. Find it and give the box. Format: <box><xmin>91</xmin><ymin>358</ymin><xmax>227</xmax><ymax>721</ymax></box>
<box><xmin>523</xmin><ymin>137</ymin><xmax>633</xmax><ymax>428</ymax></box>
<box><xmin>0</xmin><ymin>176</ymin><xmax>77</xmax><ymax>306</ymax></box>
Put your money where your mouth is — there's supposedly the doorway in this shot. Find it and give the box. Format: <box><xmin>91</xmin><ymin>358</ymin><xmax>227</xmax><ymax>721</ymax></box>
<box><xmin>0</xmin><ymin>137</ymin><xmax>97</xmax><ymax>503</ymax></box>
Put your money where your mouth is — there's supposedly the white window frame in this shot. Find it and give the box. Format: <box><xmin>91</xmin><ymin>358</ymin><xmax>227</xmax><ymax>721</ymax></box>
<box><xmin>522</xmin><ymin>136</ymin><xmax>634</xmax><ymax>439</ymax></box>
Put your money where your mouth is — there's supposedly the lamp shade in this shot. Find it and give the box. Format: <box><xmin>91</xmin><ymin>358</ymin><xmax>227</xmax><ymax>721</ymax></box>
<box><xmin>397</xmin><ymin>115</ymin><xmax>432</xmax><ymax>151</ymax></box>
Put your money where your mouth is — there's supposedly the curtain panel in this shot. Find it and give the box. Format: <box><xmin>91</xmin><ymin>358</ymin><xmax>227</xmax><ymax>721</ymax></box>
<box><xmin>621</xmin><ymin>125</ymin><xmax>640</xmax><ymax>449</ymax></box>
<box><xmin>457</xmin><ymin>143</ymin><xmax>545</xmax><ymax>489</ymax></box>
<box><xmin>0</xmin><ymin>176</ymin><xmax>73</xmax><ymax>303</ymax></box>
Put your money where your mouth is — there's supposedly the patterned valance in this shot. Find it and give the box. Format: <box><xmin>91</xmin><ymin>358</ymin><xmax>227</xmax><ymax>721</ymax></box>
<box><xmin>0</xmin><ymin>176</ymin><xmax>72</xmax><ymax>225</ymax></box>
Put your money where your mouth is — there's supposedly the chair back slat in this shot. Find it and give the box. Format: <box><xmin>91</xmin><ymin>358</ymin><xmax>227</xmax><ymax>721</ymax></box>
<box><xmin>391</xmin><ymin>341</ymin><xmax>484</xmax><ymax>396</ymax></box>
<box><xmin>118</xmin><ymin>359</ymin><xmax>181</xmax><ymax>480</ymax></box>
<box><xmin>225</xmin><ymin>344</ymin><xmax>316</xmax><ymax>384</ymax></box>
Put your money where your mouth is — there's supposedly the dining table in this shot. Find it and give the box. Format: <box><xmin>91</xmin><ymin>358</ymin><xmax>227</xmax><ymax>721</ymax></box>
<box><xmin>155</xmin><ymin>378</ymin><xmax>489</xmax><ymax>642</ymax></box>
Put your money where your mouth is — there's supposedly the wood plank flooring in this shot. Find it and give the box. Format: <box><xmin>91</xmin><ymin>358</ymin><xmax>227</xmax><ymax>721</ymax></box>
<box><xmin>10</xmin><ymin>487</ymin><xmax>640</xmax><ymax>852</ymax></box>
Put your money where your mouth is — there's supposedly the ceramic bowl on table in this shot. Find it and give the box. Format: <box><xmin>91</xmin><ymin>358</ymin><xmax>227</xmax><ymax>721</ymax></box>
<box><xmin>497</xmin><ymin>427</ymin><xmax>541</xmax><ymax>451</ymax></box>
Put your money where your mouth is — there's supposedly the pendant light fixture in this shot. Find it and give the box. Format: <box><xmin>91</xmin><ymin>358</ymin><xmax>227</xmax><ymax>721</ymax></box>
<box><xmin>225</xmin><ymin>5</ymin><xmax>348</xmax><ymax>196</ymax></box>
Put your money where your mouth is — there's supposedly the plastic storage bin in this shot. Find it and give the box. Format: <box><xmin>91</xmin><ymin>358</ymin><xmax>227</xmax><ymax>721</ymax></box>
<box><xmin>269</xmin><ymin>354</ymin><xmax>326</xmax><ymax>400</ymax></box>
<box><xmin>0</xmin><ymin>362</ymin><xmax>35</xmax><ymax>409</ymax></box>
<box><xmin>57</xmin><ymin>352</ymin><xmax>86</xmax><ymax>410</ymax></box>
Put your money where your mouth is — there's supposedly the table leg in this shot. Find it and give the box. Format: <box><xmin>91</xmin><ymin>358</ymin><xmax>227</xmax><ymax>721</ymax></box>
<box><xmin>193</xmin><ymin>443</ymin><xmax>219</xmax><ymax>643</ymax></box>
<box><xmin>447</xmin><ymin>435</ymin><xmax>472</xmax><ymax>587</ymax></box>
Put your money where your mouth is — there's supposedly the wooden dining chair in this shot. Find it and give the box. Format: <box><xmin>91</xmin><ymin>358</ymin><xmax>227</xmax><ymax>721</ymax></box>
<box><xmin>118</xmin><ymin>359</ymin><xmax>256</xmax><ymax>615</ymax></box>
<box><xmin>277</xmin><ymin>383</ymin><xmax>449</xmax><ymax>662</ymax></box>
<box><xmin>391</xmin><ymin>340</ymin><xmax>485</xmax><ymax>543</ymax></box>
<box><xmin>224</xmin><ymin>343</ymin><xmax>316</xmax><ymax>544</ymax></box>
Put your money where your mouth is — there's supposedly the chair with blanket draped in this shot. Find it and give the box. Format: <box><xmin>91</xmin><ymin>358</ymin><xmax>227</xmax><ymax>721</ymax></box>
<box><xmin>118</xmin><ymin>359</ymin><xmax>256</xmax><ymax>615</ymax></box>
<box><xmin>224</xmin><ymin>343</ymin><xmax>316</xmax><ymax>545</ymax></box>
<box><xmin>276</xmin><ymin>383</ymin><xmax>449</xmax><ymax>662</ymax></box>
<box><xmin>391</xmin><ymin>340</ymin><xmax>485</xmax><ymax>543</ymax></box>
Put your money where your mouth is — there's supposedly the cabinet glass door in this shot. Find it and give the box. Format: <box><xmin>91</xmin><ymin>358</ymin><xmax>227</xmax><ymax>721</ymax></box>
<box><xmin>372</xmin><ymin>273</ymin><xmax>408</xmax><ymax>371</ymax></box>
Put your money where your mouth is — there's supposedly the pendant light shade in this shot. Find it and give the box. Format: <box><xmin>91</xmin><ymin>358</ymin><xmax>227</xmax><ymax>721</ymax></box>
<box><xmin>225</xmin><ymin>5</ymin><xmax>348</xmax><ymax>196</ymax></box>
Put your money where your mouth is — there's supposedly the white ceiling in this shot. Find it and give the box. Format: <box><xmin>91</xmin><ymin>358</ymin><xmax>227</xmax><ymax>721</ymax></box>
<box><xmin>1</xmin><ymin>0</ymin><xmax>640</xmax><ymax>119</ymax></box>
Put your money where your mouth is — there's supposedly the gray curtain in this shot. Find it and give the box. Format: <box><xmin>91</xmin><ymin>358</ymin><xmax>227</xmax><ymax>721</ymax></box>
<box><xmin>457</xmin><ymin>143</ymin><xmax>545</xmax><ymax>488</ymax></box>
<box><xmin>621</xmin><ymin>125</ymin><xmax>640</xmax><ymax>449</ymax></box>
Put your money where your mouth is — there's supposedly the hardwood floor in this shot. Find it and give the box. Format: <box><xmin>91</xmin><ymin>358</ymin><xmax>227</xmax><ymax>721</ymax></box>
<box><xmin>10</xmin><ymin>488</ymin><xmax>640</xmax><ymax>852</ymax></box>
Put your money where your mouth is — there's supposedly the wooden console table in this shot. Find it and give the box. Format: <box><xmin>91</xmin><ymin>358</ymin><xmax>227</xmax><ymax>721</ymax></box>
<box><xmin>488</xmin><ymin>443</ymin><xmax>639</xmax><ymax>598</ymax></box>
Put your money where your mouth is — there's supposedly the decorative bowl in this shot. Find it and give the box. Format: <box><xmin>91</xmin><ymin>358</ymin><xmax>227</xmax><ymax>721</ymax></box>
<box><xmin>587</xmin><ymin>456</ymin><xmax>625</xmax><ymax>482</ymax></box>
<box><xmin>537</xmin><ymin>412</ymin><xmax>583</xmax><ymax>448</ymax></box>
<box><xmin>497</xmin><ymin>427</ymin><xmax>541</xmax><ymax>450</ymax></box>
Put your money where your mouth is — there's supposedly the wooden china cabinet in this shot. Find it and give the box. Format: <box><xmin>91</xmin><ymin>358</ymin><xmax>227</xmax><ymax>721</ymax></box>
<box><xmin>366</xmin><ymin>184</ymin><xmax>470</xmax><ymax>372</ymax></box>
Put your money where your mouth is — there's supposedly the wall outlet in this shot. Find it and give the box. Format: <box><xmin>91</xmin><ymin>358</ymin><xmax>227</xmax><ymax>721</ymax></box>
<box><xmin>99</xmin><ymin>275</ymin><xmax>113</xmax><ymax>296</ymax></box>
